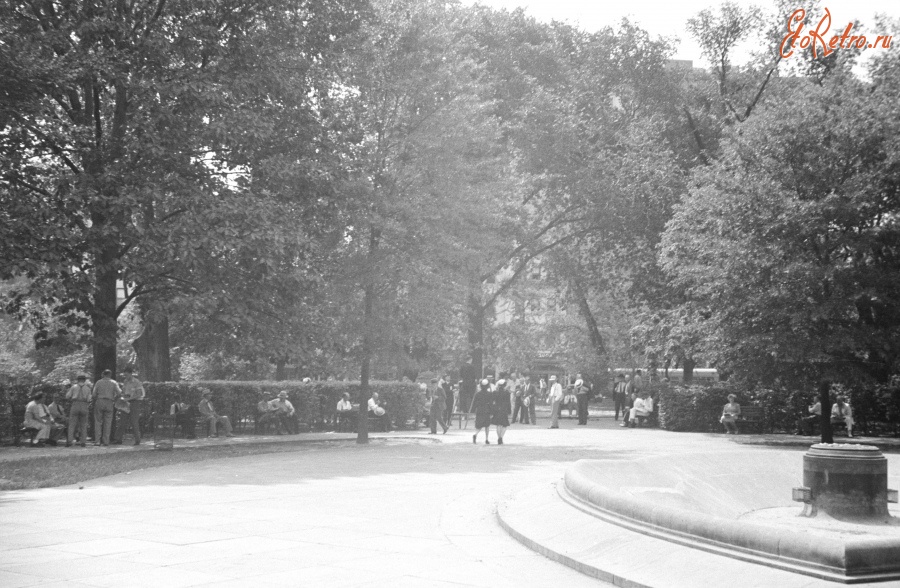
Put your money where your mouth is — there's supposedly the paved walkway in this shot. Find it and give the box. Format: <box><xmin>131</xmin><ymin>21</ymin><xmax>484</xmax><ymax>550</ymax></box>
<box><xmin>1</xmin><ymin>412</ymin><xmax>899</xmax><ymax>587</ymax></box>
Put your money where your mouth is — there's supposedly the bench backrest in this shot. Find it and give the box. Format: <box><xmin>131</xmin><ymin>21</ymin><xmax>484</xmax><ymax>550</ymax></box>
<box><xmin>741</xmin><ymin>406</ymin><xmax>764</xmax><ymax>419</ymax></box>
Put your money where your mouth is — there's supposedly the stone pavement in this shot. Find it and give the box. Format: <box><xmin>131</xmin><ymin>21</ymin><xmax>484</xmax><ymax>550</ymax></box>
<box><xmin>1</xmin><ymin>411</ymin><xmax>899</xmax><ymax>587</ymax></box>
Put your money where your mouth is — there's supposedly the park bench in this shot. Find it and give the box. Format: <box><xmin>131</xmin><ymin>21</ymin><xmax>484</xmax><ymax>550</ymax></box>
<box><xmin>632</xmin><ymin>411</ymin><xmax>658</xmax><ymax>428</ymax></box>
<box><xmin>738</xmin><ymin>406</ymin><xmax>765</xmax><ymax>433</ymax></box>
<box><xmin>14</xmin><ymin>425</ymin><xmax>41</xmax><ymax>446</ymax></box>
<box><xmin>451</xmin><ymin>412</ymin><xmax>472</xmax><ymax>429</ymax></box>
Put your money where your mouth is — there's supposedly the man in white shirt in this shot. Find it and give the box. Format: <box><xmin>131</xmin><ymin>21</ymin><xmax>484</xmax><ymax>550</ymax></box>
<box><xmin>548</xmin><ymin>375</ymin><xmax>563</xmax><ymax>429</ymax></box>
<box><xmin>367</xmin><ymin>392</ymin><xmax>391</xmax><ymax>431</ymax></box>
<box><xmin>625</xmin><ymin>391</ymin><xmax>654</xmax><ymax>428</ymax></box>
<box><xmin>336</xmin><ymin>392</ymin><xmax>354</xmax><ymax>431</ymax></box>
<box><xmin>831</xmin><ymin>396</ymin><xmax>854</xmax><ymax>437</ymax></box>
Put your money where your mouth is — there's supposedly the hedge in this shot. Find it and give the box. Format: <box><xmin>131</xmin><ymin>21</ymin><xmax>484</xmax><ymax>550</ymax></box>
<box><xmin>656</xmin><ymin>384</ymin><xmax>733</xmax><ymax>432</ymax></box>
<box><xmin>656</xmin><ymin>379</ymin><xmax>900</xmax><ymax>436</ymax></box>
<box><xmin>0</xmin><ymin>380</ymin><xmax>425</xmax><ymax>435</ymax></box>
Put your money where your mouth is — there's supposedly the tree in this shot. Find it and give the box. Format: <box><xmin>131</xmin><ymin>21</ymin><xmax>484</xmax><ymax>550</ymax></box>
<box><xmin>460</xmin><ymin>10</ymin><xmax>686</xmax><ymax>379</ymax></box>
<box><xmin>0</xmin><ymin>0</ymin><xmax>363</xmax><ymax>380</ymax></box>
<box><xmin>328</xmin><ymin>0</ymin><xmax>510</xmax><ymax>442</ymax></box>
<box><xmin>660</xmin><ymin>69</ymin><xmax>900</xmax><ymax>387</ymax></box>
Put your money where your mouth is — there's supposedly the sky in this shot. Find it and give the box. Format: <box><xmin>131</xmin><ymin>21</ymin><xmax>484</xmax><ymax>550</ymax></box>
<box><xmin>463</xmin><ymin>0</ymin><xmax>898</xmax><ymax>67</ymax></box>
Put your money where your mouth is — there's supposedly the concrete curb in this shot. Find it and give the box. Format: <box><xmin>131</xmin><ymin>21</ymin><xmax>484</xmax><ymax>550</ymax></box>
<box><xmin>563</xmin><ymin>460</ymin><xmax>900</xmax><ymax>583</ymax></box>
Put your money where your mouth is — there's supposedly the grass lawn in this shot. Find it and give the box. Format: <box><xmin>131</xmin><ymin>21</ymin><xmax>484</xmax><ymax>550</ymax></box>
<box><xmin>0</xmin><ymin>439</ymin><xmax>359</xmax><ymax>491</ymax></box>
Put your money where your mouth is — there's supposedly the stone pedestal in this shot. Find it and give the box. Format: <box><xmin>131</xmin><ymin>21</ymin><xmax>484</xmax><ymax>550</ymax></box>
<box><xmin>803</xmin><ymin>443</ymin><xmax>889</xmax><ymax>519</ymax></box>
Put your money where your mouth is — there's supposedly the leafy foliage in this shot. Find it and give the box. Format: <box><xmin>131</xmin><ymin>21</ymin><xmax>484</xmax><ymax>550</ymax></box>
<box><xmin>661</xmin><ymin>70</ymin><xmax>900</xmax><ymax>386</ymax></box>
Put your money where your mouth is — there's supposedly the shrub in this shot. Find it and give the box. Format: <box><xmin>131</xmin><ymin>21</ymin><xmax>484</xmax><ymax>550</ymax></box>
<box><xmin>656</xmin><ymin>384</ymin><xmax>735</xmax><ymax>432</ymax></box>
<box><xmin>0</xmin><ymin>380</ymin><xmax>423</xmax><ymax>439</ymax></box>
<box><xmin>656</xmin><ymin>381</ymin><xmax>900</xmax><ymax>436</ymax></box>
<box><xmin>142</xmin><ymin>380</ymin><xmax>424</xmax><ymax>431</ymax></box>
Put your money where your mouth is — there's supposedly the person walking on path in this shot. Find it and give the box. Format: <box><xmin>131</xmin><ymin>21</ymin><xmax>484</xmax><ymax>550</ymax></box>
<box><xmin>575</xmin><ymin>375</ymin><xmax>590</xmax><ymax>425</ymax></box>
<box><xmin>493</xmin><ymin>379</ymin><xmax>511</xmax><ymax>444</ymax></box>
<box><xmin>471</xmin><ymin>379</ymin><xmax>494</xmax><ymax>444</ymax></box>
<box><xmin>92</xmin><ymin>369</ymin><xmax>121</xmax><ymax>446</ymax></box>
<box><xmin>115</xmin><ymin>367</ymin><xmax>145</xmax><ymax>445</ymax></box>
<box><xmin>429</xmin><ymin>378</ymin><xmax>449</xmax><ymax>435</ymax></box>
<box><xmin>548</xmin><ymin>375</ymin><xmax>563</xmax><ymax>429</ymax></box>
<box><xmin>66</xmin><ymin>374</ymin><xmax>92</xmax><ymax>447</ymax></box>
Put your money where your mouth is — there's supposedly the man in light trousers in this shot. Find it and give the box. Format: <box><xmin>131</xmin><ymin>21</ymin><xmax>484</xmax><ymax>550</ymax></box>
<box><xmin>92</xmin><ymin>369</ymin><xmax>121</xmax><ymax>446</ymax></box>
<box><xmin>548</xmin><ymin>375</ymin><xmax>563</xmax><ymax>429</ymax></box>
<box><xmin>66</xmin><ymin>374</ymin><xmax>92</xmax><ymax>447</ymax></box>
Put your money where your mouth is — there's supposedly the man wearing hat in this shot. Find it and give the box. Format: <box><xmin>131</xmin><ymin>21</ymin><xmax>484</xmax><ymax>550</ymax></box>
<box><xmin>255</xmin><ymin>391</ymin><xmax>278</xmax><ymax>434</ymax></box>
<box><xmin>92</xmin><ymin>369</ymin><xmax>122</xmax><ymax>446</ymax></box>
<box><xmin>428</xmin><ymin>378</ymin><xmax>448</xmax><ymax>435</ymax></box>
<box><xmin>574</xmin><ymin>373</ymin><xmax>590</xmax><ymax>426</ymax></box>
<box><xmin>198</xmin><ymin>389</ymin><xmax>234</xmax><ymax>437</ymax></box>
<box><xmin>269</xmin><ymin>391</ymin><xmax>297</xmax><ymax>434</ymax></box>
<box><xmin>66</xmin><ymin>374</ymin><xmax>92</xmax><ymax>447</ymax></box>
<box><xmin>114</xmin><ymin>367</ymin><xmax>146</xmax><ymax>445</ymax></box>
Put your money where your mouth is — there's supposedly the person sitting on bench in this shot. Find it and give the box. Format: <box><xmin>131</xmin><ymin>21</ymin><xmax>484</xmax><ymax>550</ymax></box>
<box><xmin>255</xmin><ymin>391</ymin><xmax>278</xmax><ymax>434</ymax></box>
<box><xmin>170</xmin><ymin>394</ymin><xmax>197</xmax><ymax>439</ymax></box>
<box><xmin>336</xmin><ymin>392</ymin><xmax>355</xmax><ymax>431</ymax></box>
<box><xmin>198</xmin><ymin>389</ymin><xmax>234</xmax><ymax>437</ymax></box>
<box><xmin>269</xmin><ymin>391</ymin><xmax>297</xmax><ymax>434</ymax></box>
<box><xmin>367</xmin><ymin>392</ymin><xmax>391</xmax><ymax>431</ymax></box>
<box><xmin>720</xmin><ymin>393</ymin><xmax>741</xmax><ymax>434</ymax></box>
<box><xmin>46</xmin><ymin>390</ymin><xmax>69</xmax><ymax>443</ymax></box>
<box><xmin>23</xmin><ymin>391</ymin><xmax>55</xmax><ymax>446</ymax></box>
<box><xmin>831</xmin><ymin>396</ymin><xmax>854</xmax><ymax>437</ymax></box>
<box><xmin>623</xmin><ymin>390</ymin><xmax>654</xmax><ymax>428</ymax></box>
<box><xmin>796</xmin><ymin>400</ymin><xmax>821</xmax><ymax>436</ymax></box>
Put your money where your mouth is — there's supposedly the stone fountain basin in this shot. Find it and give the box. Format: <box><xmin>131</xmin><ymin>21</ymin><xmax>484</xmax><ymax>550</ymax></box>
<box><xmin>563</xmin><ymin>449</ymin><xmax>900</xmax><ymax>583</ymax></box>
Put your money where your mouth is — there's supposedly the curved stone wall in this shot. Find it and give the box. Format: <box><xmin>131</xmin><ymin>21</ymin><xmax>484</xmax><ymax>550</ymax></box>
<box><xmin>563</xmin><ymin>451</ymin><xmax>900</xmax><ymax>582</ymax></box>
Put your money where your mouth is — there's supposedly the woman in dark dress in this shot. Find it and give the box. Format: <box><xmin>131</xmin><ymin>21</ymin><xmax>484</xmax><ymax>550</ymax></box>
<box><xmin>492</xmin><ymin>379</ymin><xmax>511</xmax><ymax>445</ymax></box>
<box><xmin>471</xmin><ymin>379</ymin><xmax>494</xmax><ymax>444</ymax></box>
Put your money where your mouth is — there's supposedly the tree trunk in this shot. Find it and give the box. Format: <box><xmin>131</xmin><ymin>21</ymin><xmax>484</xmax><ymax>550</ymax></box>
<box><xmin>358</xmin><ymin>227</ymin><xmax>381</xmax><ymax>444</ymax></box>
<box><xmin>132</xmin><ymin>305</ymin><xmax>172</xmax><ymax>382</ymax></box>
<box><xmin>819</xmin><ymin>380</ymin><xmax>833</xmax><ymax>444</ymax></box>
<box><xmin>92</xmin><ymin>246</ymin><xmax>119</xmax><ymax>381</ymax></box>
<box><xmin>682</xmin><ymin>357</ymin><xmax>696</xmax><ymax>385</ymax></box>
<box><xmin>274</xmin><ymin>357</ymin><xmax>287</xmax><ymax>381</ymax></box>
<box><xmin>569</xmin><ymin>273</ymin><xmax>605</xmax><ymax>364</ymax></box>
<box><xmin>467</xmin><ymin>291</ymin><xmax>484</xmax><ymax>378</ymax></box>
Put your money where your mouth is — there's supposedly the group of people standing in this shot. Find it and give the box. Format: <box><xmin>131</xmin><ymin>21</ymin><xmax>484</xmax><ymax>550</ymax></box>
<box><xmin>22</xmin><ymin>367</ymin><xmax>145</xmax><ymax>447</ymax></box>
<box><xmin>610</xmin><ymin>370</ymin><xmax>653</xmax><ymax>427</ymax></box>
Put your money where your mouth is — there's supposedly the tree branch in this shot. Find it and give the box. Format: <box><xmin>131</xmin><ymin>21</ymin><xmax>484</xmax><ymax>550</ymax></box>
<box><xmin>479</xmin><ymin>204</ymin><xmax>584</xmax><ymax>282</ymax></box>
<box><xmin>482</xmin><ymin>227</ymin><xmax>591</xmax><ymax>310</ymax></box>
<box><xmin>13</xmin><ymin>114</ymin><xmax>81</xmax><ymax>174</ymax></box>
